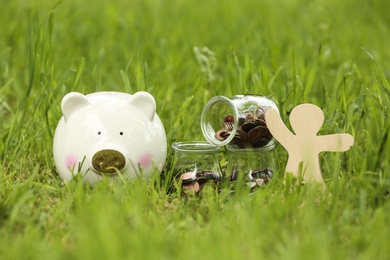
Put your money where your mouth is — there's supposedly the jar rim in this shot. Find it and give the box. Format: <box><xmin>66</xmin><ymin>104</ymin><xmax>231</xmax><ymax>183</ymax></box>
<box><xmin>172</xmin><ymin>141</ymin><xmax>220</xmax><ymax>152</ymax></box>
<box><xmin>200</xmin><ymin>95</ymin><xmax>239</xmax><ymax>146</ymax></box>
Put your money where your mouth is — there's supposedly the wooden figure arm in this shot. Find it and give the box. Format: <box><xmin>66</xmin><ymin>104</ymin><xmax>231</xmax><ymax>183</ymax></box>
<box><xmin>317</xmin><ymin>134</ymin><xmax>354</xmax><ymax>152</ymax></box>
<box><xmin>265</xmin><ymin>109</ymin><xmax>295</xmax><ymax>146</ymax></box>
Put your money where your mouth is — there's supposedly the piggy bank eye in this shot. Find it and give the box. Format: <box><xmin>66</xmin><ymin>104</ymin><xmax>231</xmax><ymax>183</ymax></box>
<box><xmin>97</xmin><ymin>131</ymin><xmax>102</xmax><ymax>135</ymax></box>
<box><xmin>119</xmin><ymin>132</ymin><xmax>124</xmax><ymax>136</ymax></box>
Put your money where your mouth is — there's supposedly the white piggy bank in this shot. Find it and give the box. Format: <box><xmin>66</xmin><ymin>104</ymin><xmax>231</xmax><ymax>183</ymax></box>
<box><xmin>53</xmin><ymin>91</ymin><xmax>167</xmax><ymax>185</ymax></box>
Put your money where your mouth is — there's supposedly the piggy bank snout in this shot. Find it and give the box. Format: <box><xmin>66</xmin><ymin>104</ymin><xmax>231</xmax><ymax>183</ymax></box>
<box><xmin>91</xmin><ymin>149</ymin><xmax>126</xmax><ymax>175</ymax></box>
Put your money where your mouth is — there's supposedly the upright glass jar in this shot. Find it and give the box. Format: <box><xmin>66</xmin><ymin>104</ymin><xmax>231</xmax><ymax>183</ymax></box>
<box><xmin>201</xmin><ymin>95</ymin><xmax>279</xmax><ymax>188</ymax></box>
<box><xmin>226</xmin><ymin>145</ymin><xmax>274</xmax><ymax>190</ymax></box>
<box><xmin>172</xmin><ymin>141</ymin><xmax>222</xmax><ymax>194</ymax></box>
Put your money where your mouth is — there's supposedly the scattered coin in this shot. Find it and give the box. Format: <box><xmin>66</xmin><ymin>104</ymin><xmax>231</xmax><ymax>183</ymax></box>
<box><xmin>255</xmin><ymin>178</ymin><xmax>265</xmax><ymax>187</ymax></box>
<box><xmin>173</xmin><ymin>167</ymin><xmax>273</xmax><ymax>197</ymax></box>
<box><xmin>241</xmin><ymin>121</ymin><xmax>256</xmax><ymax>133</ymax></box>
<box><xmin>228</xmin><ymin>168</ymin><xmax>274</xmax><ymax>191</ymax></box>
<box><xmin>247</xmin><ymin>181</ymin><xmax>257</xmax><ymax>189</ymax></box>
<box><xmin>182</xmin><ymin>181</ymin><xmax>200</xmax><ymax>192</ymax></box>
<box><xmin>181</xmin><ymin>171</ymin><xmax>196</xmax><ymax>182</ymax></box>
<box><xmin>222</xmin><ymin>114</ymin><xmax>234</xmax><ymax>131</ymax></box>
<box><xmin>216</xmin><ymin>129</ymin><xmax>231</xmax><ymax>140</ymax></box>
<box><xmin>178</xmin><ymin>170</ymin><xmax>221</xmax><ymax>195</ymax></box>
<box><xmin>251</xmin><ymin>168</ymin><xmax>273</xmax><ymax>184</ymax></box>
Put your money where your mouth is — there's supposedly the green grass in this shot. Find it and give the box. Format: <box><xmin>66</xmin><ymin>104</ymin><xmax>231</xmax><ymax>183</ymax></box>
<box><xmin>1</xmin><ymin>0</ymin><xmax>390</xmax><ymax>259</ymax></box>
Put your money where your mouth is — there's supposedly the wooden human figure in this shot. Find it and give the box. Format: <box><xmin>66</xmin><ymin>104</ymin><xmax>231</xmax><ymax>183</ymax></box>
<box><xmin>265</xmin><ymin>103</ymin><xmax>354</xmax><ymax>185</ymax></box>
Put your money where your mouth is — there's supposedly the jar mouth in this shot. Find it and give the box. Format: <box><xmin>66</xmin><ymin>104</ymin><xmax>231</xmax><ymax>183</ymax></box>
<box><xmin>201</xmin><ymin>96</ymin><xmax>238</xmax><ymax>146</ymax></box>
<box><xmin>172</xmin><ymin>141</ymin><xmax>220</xmax><ymax>153</ymax></box>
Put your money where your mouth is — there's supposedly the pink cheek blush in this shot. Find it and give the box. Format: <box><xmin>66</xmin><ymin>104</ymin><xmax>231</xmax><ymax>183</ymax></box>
<box><xmin>138</xmin><ymin>153</ymin><xmax>153</xmax><ymax>169</ymax></box>
<box><xmin>65</xmin><ymin>153</ymin><xmax>78</xmax><ymax>169</ymax></box>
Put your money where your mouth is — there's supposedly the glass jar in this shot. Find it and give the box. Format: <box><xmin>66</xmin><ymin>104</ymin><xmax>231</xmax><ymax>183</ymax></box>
<box><xmin>226</xmin><ymin>145</ymin><xmax>274</xmax><ymax>190</ymax></box>
<box><xmin>171</xmin><ymin>141</ymin><xmax>222</xmax><ymax>194</ymax></box>
<box><xmin>201</xmin><ymin>95</ymin><xmax>279</xmax><ymax>189</ymax></box>
<box><xmin>200</xmin><ymin>95</ymin><xmax>279</xmax><ymax>149</ymax></box>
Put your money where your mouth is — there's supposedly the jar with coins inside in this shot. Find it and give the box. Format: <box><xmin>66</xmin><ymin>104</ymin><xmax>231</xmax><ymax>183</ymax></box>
<box><xmin>171</xmin><ymin>141</ymin><xmax>222</xmax><ymax>195</ymax></box>
<box><xmin>201</xmin><ymin>95</ymin><xmax>279</xmax><ymax>189</ymax></box>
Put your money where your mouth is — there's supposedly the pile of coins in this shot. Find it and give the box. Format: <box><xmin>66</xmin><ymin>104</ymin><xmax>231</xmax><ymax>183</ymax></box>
<box><xmin>179</xmin><ymin>170</ymin><xmax>221</xmax><ymax>194</ymax></box>
<box><xmin>215</xmin><ymin>107</ymin><xmax>273</xmax><ymax>148</ymax></box>
<box><xmin>176</xmin><ymin>168</ymin><xmax>273</xmax><ymax>195</ymax></box>
<box><xmin>230</xmin><ymin>168</ymin><xmax>273</xmax><ymax>191</ymax></box>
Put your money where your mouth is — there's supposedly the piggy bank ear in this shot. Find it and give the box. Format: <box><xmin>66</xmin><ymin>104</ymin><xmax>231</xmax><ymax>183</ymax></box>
<box><xmin>61</xmin><ymin>92</ymin><xmax>90</xmax><ymax>121</ymax></box>
<box><xmin>129</xmin><ymin>91</ymin><xmax>156</xmax><ymax>121</ymax></box>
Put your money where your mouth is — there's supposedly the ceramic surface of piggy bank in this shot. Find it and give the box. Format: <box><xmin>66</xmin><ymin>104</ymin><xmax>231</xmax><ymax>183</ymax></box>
<box><xmin>53</xmin><ymin>91</ymin><xmax>167</xmax><ymax>185</ymax></box>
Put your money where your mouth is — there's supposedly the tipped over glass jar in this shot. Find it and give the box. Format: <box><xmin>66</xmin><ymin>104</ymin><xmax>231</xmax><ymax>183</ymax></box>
<box><xmin>201</xmin><ymin>95</ymin><xmax>279</xmax><ymax>189</ymax></box>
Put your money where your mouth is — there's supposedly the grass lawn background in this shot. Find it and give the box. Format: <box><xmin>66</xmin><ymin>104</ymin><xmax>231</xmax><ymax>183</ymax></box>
<box><xmin>1</xmin><ymin>0</ymin><xmax>390</xmax><ymax>259</ymax></box>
